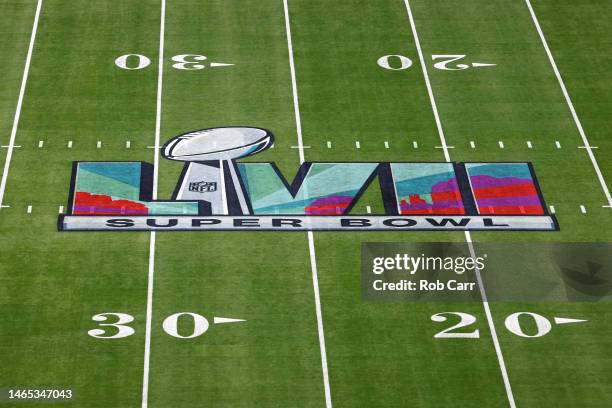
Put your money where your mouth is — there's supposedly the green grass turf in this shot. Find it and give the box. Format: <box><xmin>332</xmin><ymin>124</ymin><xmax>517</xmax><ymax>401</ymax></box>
<box><xmin>0</xmin><ymin>1</ymin><xmax>36</xmax><ymax>184</ymax></box>
<box><xmin>0</xmin><ymin>0</ymin><xmax>611</xmax><ymax>407</ymax></box>
<box><xmin>0</xmin><ymin>1</ymin><xmax>161</xmax><ymax>407</ymax></box>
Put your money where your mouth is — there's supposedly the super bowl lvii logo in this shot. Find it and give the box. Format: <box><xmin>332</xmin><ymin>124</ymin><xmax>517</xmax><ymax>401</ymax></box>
<box><xmin>59</xmin><ymin>127</ymin><xmax>558</xmax><ymax>231</ymax></box>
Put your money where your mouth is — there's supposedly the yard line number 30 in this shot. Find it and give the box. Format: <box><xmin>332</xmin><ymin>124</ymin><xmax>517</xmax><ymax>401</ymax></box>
<box><xmin>115</xmin><ymin>54</ymin><xmax>210</xmax><ymax>70</ymax></box>
<box><xmin>88</xmin><ymin>312</ymin><xmax>211</xmax><ymax>339</ymax></box>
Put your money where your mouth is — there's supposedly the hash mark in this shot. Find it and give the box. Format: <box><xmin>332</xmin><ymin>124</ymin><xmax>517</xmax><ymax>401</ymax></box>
<box><xmin>470</xmin><ymin>141</ymin><xmax>476</xmax><ymax>148</ymax></box>
<box><xmin>498</xmin><ymin>141</ymin><xmax>505</xmax><ymax>149</ymax></box>
<box><xmin>38</xmin><ymin>140</ymin><xmax>44</xmax><ymax>148</ymax></box>
<box><xmin>355</xmin><ymin>141</ymin><xmax>361</xmax><ymax>149</ymax></box>
<box><xmin>555</xmin><ymin>140</ymin><xmax>561</xmax><ymax>149</ymax></box>
<box><xmin>384</xmin><ymin>141</ymin><xmax>389</xmax><ymax>149</ymax></box>
<box><xmin>326</xmin><ymin>141</ymin><xmax>331</xmax><ymax>148</ymax></box>
<box><xmin>527</xmin><ymin>141</ymin><xmax>533</xmax><ymax>149</ymax></box>
<box><xmin>580</xmin><ymin>205</ymin><xmax>587</xmax><ymax>214</ymax></box>
<box><xmin>27</xmin><ymin>205</ymin><xmax>32</xmax><ymax>214</ymax></box>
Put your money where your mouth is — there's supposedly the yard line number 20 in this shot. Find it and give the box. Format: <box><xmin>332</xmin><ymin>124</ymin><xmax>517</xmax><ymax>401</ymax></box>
<box><xmin>432</xmin><ymin>311</ymin><xmax>555</xmax><ymax>339</ymax></box>
<box><xmin>377</xmin><ymin>54</ymin><xmax>490</xmax><ymax>71</ymax></box>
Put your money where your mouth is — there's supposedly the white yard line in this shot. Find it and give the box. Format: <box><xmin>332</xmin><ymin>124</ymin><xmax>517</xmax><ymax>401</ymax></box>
<box><xmin>525</xmin><ymin>0</ymin><xmax>612</xmax><ymax>207</ymax></box>
<box><xmin>284</xmin><ymin>1</ymin><xmax>305</xmax><ymax>166</ymax></box>
<box><xmin>464</xmin><ymin>231</ymin><xmax>515</xmax><ymax>406</ymax></box>
<box><xmin>0</xmin><ymin>0</ymin><xmax>43</xmax><ymax>208</ymax></box>
<box><xmin>403</xmin><ymin>0</ymin><xmax>450</xmax><ymax>163</ymax></box>
<box><xmin>152</xmin><ymin>0</ymin><xmax>165</xmax><ymax>201</ymax></box>
<box><xmin>142</xmin><ymin>230</ymin><xmax>157</xmax><ymax>408</ymax></box>
<box><xmin>282</xmin><ymin>1</ymin><xmax>332</xmax><ymax>407</ymax></box>
<box><xmin>141</xmin><ymin>1</ymin><xmax>166</xmax><ymax>407</ymax></box>
<box><xmin>402</xmin><ymin>1</ymin><xmax>516</xmax><ymax>407</ymax></box>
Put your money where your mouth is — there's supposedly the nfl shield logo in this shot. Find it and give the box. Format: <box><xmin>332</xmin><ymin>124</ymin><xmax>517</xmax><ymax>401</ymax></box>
<box><xmin>188</xmin><ymin>181</ymin><xmax>217</xmax><ymax>193</ymax></box>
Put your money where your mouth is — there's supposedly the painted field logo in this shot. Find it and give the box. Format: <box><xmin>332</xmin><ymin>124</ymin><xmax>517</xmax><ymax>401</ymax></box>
<box><xmin>59</xmin><ymin>127</ymin><xmax>558</xmax><ymax>231</ymax></box>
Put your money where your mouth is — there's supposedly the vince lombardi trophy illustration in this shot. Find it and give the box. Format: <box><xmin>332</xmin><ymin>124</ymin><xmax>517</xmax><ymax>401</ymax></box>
<box><xmin>162</xmin><ymin>127</ymin><xmax>273</xmax><ymax>215</ymax></box>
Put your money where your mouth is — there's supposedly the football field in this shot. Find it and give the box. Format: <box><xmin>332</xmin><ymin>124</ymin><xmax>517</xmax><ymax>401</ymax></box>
<box><xmin>1</xmin><ymin>0</ymin><xmax>611</xmax><ymax>407</ymax></box>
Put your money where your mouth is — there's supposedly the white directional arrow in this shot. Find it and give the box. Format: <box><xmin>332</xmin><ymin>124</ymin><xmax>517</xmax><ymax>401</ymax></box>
<box><xmin>213</xmin><ymin>316</ymin><xmax>246</xmax><ymax>324</ymax></box>
<box><xmin>471</xmin><ymin>62</ymin><xmax>496</xmax><ymax>68</ymax></box>
<box><xmin>209</xmin><ymin>62</ymin><xmax>235</xmax><ymax>68</ymax></box>
<box><xmin>554</xmin><ymin>317</ymin><xmax>588</xmax><ymax>325</ymax></box>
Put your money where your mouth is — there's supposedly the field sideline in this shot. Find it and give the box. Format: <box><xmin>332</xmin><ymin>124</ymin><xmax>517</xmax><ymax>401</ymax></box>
<box><xmin>1</xmin><ymin>1</ymin><xmax>611</xmax><ymax>407</ymax></box>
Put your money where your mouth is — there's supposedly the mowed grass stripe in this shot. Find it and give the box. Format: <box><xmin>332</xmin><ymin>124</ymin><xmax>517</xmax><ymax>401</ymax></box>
<box><xmin>408</xmin><ymin>0</ymin><xmax>611</xmax><ymax>242</ymax></box>
<box><xmin>408</xmin><ymin>0</ymin><xmax>612</xmax><ymax>406</ymax></box>
<box><xmin>528</xmin><ymin>0</ymin><xmax>612</xmax><ymax>201</ymax></box>
<box><xmin>0</xmin><ymin>1</ymin><xmax>164</xmax><ymax>406</ymax></box>
<box><xmin>502</xmin><ymin>2</ymin><xmax>612</xmax><ymax>407</ymax></box>
<box><xmin>0</xmin><ymin>0</ymin><xmax>38</xmax><ymax>114</ymax></box>
<box><xmin>282</xmin><ymin>0</ymin><xmax>333</xmax><ymax>405</ymax></box>
<box><xmin>285</xmin><ymin>0</ymin><xmax>511</xmax><ymax>406</ymax></box>
<box><xmin>524</xmin><ymin>0</ymin><xmax>611</xmax><ymax>208</ymax></box>
<box><xmin>0</xmin><ymin>0</ymin><xmax>38</xmax><ymax>175</ymax></box>
<box><xmin>402</xmin><ymin>0</ymin><xmax>516</xmax><ymax>405</ymax></box>
<box><xmin>142</xmin><ymin>0</ymin><xmax>167</xmax><ymax>406</ymax></box>
<box><xmin>0</xmin><ymin>0</ymin><xmax>41</xmax><ymax>209</ymax></box>
<box><xmin>148</xmin><ymin>1</ymin><xmax>326</xmax><ymax>406</ymax></box>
